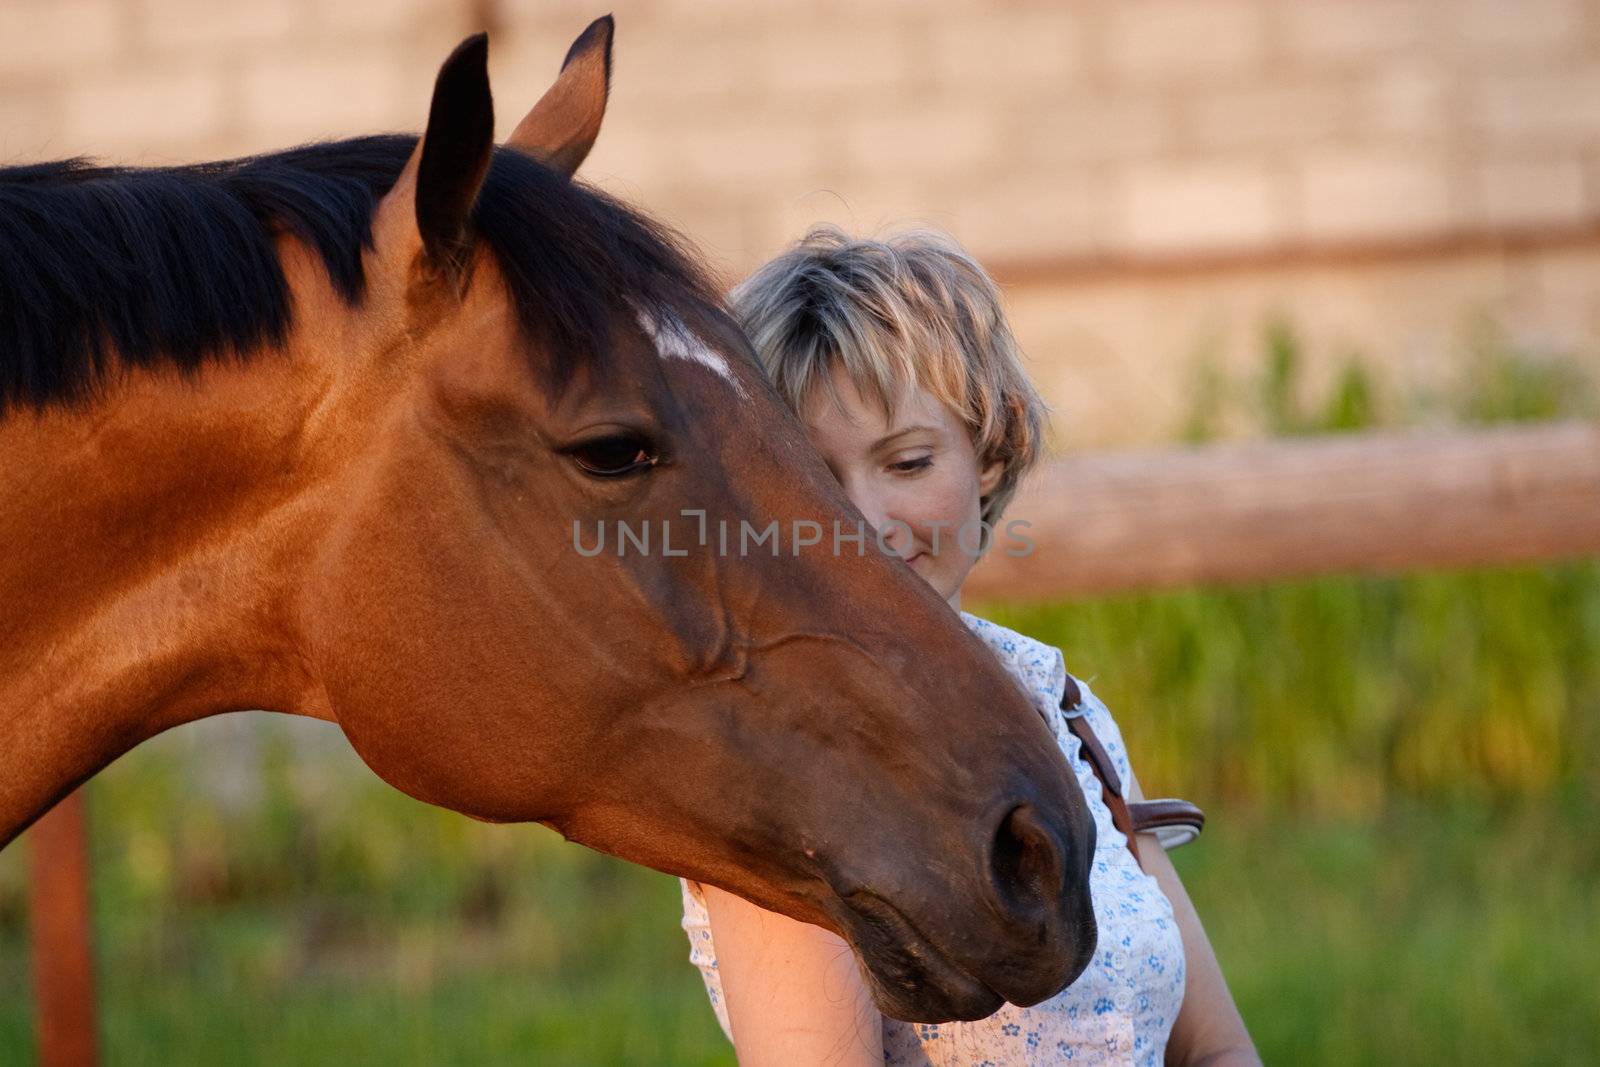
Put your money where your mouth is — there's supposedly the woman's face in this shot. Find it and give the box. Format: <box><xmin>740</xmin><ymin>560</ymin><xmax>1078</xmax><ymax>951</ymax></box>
<box><xmin>801</xmin><ymin>361</ymin><xmax>1002</xmax><ymax>607</ymax></box>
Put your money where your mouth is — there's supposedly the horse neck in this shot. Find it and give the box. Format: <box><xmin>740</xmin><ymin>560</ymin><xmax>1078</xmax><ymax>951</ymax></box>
<box><xmin>0</xmin><ymin>315</ymin><xmax>345</xmax><ymax>846</ymax></box>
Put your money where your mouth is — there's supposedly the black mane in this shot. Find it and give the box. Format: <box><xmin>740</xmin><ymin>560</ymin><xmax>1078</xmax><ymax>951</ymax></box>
<box><xmin>0</xmin><ymin>134</ymin><xmax>717</xmax><ymax>415</ymax></box>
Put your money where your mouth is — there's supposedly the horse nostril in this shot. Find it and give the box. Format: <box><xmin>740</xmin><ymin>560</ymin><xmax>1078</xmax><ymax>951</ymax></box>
<box><xmin>989</xmin><ymin>803</ymin><xmax>1067</xmax><ymax>917</ymax></box>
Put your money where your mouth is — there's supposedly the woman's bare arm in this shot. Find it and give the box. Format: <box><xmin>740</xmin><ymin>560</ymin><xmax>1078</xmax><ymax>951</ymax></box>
<box><xmin>1125</xmin><ymin>773</ymin><xmax>1261</xmax><ymax>1067</ymax></box>
<box><xmin>701</xmin><ymin>883</ymin><xmax>884</xmax><ymax>1066</ymax></box>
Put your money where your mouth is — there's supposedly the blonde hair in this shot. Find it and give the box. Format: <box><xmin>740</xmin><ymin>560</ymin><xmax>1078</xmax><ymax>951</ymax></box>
<box><xmin>729</xmin><ymin>224</ymin><xmax>1047</xmax><ymax>526</ymax></box>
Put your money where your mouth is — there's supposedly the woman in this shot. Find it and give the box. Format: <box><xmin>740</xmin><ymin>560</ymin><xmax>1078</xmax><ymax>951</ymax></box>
<box><xmin>680</xmin><ymin>226</ymin><xmax>1258</xmax><ymax>1066</ymax></box>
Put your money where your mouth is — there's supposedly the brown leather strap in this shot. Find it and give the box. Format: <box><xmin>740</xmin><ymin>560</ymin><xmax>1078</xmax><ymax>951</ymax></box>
<box><xmin>1059</xmin><ymin>680</ymin><xmax>1206</xmax><ymax>864</ymax></box>
<box><xmin>1060</xmin><ymin>679</ymin><xmax>1142</xmax><ymax>865</ymax></box>
<box><xmin>1065</xmin><ymin>713</ymin><xmax>1143</xmax><ymax>867</ymax></box>
<box><xmin>1128</xmin><ymin>799</ymin><xmax>1206</xmax><ymax>842</ymax></box>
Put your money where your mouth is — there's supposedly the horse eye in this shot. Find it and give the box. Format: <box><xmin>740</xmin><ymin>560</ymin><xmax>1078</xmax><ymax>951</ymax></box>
<box><xmin>567</xmin><ymin>432</ymin><xmax>658</xmax><ymax>478</ymax></box>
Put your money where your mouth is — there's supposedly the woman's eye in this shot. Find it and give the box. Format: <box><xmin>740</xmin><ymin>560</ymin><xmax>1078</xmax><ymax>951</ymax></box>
<box><xmin>890</xmin><ymin>455</ymin><xmax>933</xmax><ymax>474</ymax></box>
<box><xmin>567</xmin><ymin>433</ymin><xmax>658</xmax><ymax>478</ymax></box>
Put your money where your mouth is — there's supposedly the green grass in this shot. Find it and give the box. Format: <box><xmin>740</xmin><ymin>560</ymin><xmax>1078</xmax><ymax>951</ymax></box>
<box><xmin>3</xmin><ymin>781</ymin><xmax>1597</xmax><ymax>1064</ymax></box>
<box><xmin>980</xmin><ymin>562</ymin><xmax>1600</xmax><ymax>812</ymax></box>
<box><xmin>1</xmin><ymin>759</ymin><xmax>739</xmax><ymax>1066</ymax></box>
<box><xmin>1176</xmin><ymin>797</ymin><xmax>1600</xmax><ymax>1066</ymax></box>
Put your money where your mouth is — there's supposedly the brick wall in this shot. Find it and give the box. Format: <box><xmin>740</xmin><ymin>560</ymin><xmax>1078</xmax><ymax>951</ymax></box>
<box><xmin>3</xmin><ymin>0</ymin><xmax>1598</xmax><ymax>445</ymax></box>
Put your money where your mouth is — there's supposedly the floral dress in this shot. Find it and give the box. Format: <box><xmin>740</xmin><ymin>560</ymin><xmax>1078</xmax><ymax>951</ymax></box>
<box><xmin>680</xmin><ymin>612</ymin><xmax>1187</xmax><ymax>1065</ymax></box>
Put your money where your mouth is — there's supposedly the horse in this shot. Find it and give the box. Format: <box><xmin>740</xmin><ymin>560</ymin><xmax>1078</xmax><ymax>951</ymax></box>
<box><xmin>0</xmin><ymin>18</ymin><xmax>1095</xmax><ymax>1025</ymax></box>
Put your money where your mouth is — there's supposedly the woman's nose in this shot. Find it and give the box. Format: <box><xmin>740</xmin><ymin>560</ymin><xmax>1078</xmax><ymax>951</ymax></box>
<box><xmin>848</xmin><ymin>491</ymin><xmax>913</xmax><ymax>557</ymax></box>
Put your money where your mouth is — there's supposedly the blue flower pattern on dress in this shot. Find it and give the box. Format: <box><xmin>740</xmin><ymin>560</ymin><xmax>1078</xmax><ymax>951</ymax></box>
<box><xmin>680</xmin><ymin>613</ymin><xmax>1186</xmax><ymax>1064</ymax></box>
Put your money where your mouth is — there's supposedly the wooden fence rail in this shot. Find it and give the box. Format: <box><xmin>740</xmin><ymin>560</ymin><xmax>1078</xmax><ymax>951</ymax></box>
<box><xmin>968</xmin><ymin>419</ymin><xmax>1600</xmax><ymax>601</ymax></box>
<box><xmin>26</xmin><ymin>418</ymin><xmax>1600</xmax><ymax>1065</ymax></box>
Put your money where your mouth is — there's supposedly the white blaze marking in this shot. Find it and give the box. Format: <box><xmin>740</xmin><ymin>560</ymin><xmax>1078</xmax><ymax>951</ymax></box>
<box><xmin>636</xmin><ymin>306</ymin><xmax>747</xmax><ymax>398</ymax></box>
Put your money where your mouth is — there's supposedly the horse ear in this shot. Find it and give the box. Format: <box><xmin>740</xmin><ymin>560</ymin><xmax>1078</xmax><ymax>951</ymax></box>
<box><xmin>505</xmin><ymin>15</ymin><xmax>612</xmax><ymax>177</ymax></box>
<box><xmin>413</xmin><ymin>33</ymin><xmax>495</xmax><ymax>275</ymax></box>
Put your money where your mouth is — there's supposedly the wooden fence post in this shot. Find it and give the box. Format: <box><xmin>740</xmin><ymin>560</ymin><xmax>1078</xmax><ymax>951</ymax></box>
<box><xmin>29</xmin><ymin>789</ymin><xmax>98</xmax><ymax>1067</ymax></box>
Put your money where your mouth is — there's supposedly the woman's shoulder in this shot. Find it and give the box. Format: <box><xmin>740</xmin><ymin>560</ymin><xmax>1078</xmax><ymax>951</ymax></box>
<box><xmin>959</xmin><ymin>611</ymin><xmax>1136</xmax><ymax>784</ymax></box>
<box><xmin>958</xmin><ymin>610</ymin><xmax>1069</xmax><ymax>716</ymax></box>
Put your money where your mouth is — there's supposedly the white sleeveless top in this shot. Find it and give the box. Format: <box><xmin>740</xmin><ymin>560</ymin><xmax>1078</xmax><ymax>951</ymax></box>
<box><xmin>680</xmin><ymin>612</ymin><xmax>1186</xmax><ymax>1065</ymax></box>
